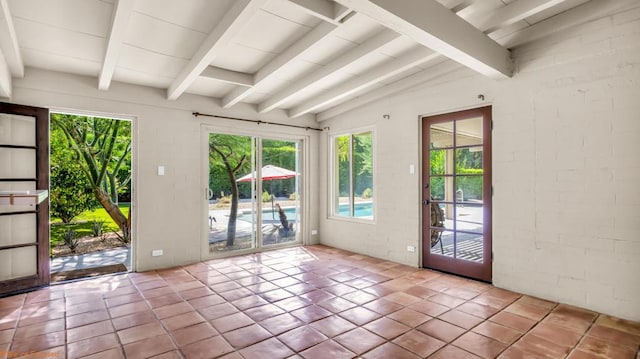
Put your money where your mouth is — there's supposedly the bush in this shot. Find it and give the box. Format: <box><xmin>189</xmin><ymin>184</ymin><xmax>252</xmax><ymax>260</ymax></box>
<box><xmin>215</xmin><ymin>195</ymin><xmax>232</xmax><ymax>208</ymax></box>
<box><xmin>91</xmin><ymin>220</ymin><xmax>104</xmax><ymax>237</ymax></box>
<box><xmin>289</xmin><ymin>192</ymin><xmax>298</xmax><ymax>200</ymax></box>
<box><xmin>62</xmin><ymin>228</ymin><xmax>79</xmax><ymax>252</ymax></box>
<box><xmin>361</xmin><ymin>188</ymin><xmax>373</xmax><ymax>199</ymax></box>
<box><xmin>262</xmin><ymin>191</ymin><xmax>273</xmax><ymax>202</ymax></box>
<box><xmin>50</xmin><ymin>163</ymin><xmax>95</xmax><ymax>223</ymax></box>
<box><xmin>114</xmin><ymin>230</ymin><xmax>130</xmax><ymax>244</ymax></box>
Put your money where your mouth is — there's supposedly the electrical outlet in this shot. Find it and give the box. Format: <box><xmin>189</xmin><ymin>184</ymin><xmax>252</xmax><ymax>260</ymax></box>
<box><xmin>406</xmin><ymin>245</ymin><xmax>415</xmax><ymax>253</ymax></box>
<box><xmin>152</xmin><ymin>249</ymin><xmax>163</xmax><ymax>257</ymax></box>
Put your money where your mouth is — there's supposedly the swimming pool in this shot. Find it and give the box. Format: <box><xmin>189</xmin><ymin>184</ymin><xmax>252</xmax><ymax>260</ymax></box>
<box><xmin>243</xmin><ymin>202</ymin><xmax>374</xmax><ymax>220</ymax></box>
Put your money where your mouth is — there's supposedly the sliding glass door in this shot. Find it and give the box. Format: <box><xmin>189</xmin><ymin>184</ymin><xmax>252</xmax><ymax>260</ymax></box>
<box><xmin>205</xmin><ymin>131</ymin><xmax>302</xmax><ymax>255</ymax></box>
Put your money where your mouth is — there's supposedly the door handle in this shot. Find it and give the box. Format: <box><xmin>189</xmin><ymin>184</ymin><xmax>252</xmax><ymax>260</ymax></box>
<box><xmin>423</xmin><ymin>199</ymin><xmax>430</xmax><ymax>205</ymax></box>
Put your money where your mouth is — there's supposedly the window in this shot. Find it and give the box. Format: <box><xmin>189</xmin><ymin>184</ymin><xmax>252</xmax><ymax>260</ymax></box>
<box><xmin>332</xmin><ymin>131</ymin><xmax>373</xmax><ymax>220</ymax></box>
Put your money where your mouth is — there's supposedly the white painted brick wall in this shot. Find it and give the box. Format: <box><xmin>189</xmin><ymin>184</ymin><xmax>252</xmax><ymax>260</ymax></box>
<box><xmin>319</xmin><ymin>6</ymin><xmax>640</xmax><ymax>320</ymax></box>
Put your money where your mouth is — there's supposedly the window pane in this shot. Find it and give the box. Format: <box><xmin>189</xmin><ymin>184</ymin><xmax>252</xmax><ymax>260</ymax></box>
<box><xmin>353</xmin><ymin>132</ymin><xmax>373</xmax><ymax>219</ymax></box>
<box><xmin>335</xmin><ymin>135</ymin><xmax>350</xmax><ymax>216</ymax></box>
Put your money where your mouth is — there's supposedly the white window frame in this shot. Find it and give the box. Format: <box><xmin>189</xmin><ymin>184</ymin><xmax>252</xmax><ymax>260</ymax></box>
<box><xmin>329</xmin><ymin>127</ymin><xmax>375</xmax><ymax>222</ymax></box>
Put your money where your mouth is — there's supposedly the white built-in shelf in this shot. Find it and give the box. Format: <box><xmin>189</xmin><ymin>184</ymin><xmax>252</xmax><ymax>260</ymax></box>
<box><xmin>0</xmin><ymin>190</ymin><xmax>49</xmax><ymax>206</ymax></box>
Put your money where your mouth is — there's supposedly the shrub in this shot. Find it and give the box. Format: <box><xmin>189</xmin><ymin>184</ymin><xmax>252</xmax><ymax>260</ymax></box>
<box><xmin>114</xmin><ymin>230</ymin><xmax>131</xmax><ymax>244</ymax></box>
<box><xmin>361</xmin><ymin>188</ymin><xmax>373</xmax><ymax>199</ymax></box>
<box><xmin>262</xmin><ymin>191</ymin><xmax>273</xmax><ymax>202</ymax></box>
<box><xmin>50</xmin><ymin>163</ymin><xmax>95</xmax><ymax>223</ymax></box>
<box><xmin>62</xmin><ymin>228</ymin><xmax>79</xmax><ymax>252</ymax></box>
<box><xmin>215</xmin><ymin>195</ymin><xmax>232</xmax><ymax>208</ymax></box>
<box><xmin>91</xmin><ymin>220</ymin><xmax>104</xmax><ymax>237</ymax></box>
<box><xmin>289</xmin><ymin>192</ymin><xmax>298</xmax><ymax>200</ymax></box>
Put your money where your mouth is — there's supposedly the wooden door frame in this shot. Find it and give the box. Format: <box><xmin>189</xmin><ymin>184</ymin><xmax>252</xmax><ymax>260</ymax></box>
<box><xmin>0</xmin><ymin>102</ymin><xmax>50</xmax><ymax>294</ymax></box>
<box><xmin>421</xmin><ymin>106</ymin><xmax>492</xmax><ymax>282</ymax></box>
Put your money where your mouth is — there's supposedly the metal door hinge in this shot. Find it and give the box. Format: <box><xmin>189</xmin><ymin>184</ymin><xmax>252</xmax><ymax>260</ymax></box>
<box><xmin>490</xmin><ymin>120</ymin><xmax>494</xmax><ymax>130</ymax></box>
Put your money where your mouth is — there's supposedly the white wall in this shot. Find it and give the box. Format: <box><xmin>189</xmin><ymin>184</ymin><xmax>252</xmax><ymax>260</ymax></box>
<box><xmin>318</xmin><ymin>8</ymin><xmax>640</xmax><ymax>321</ymax></box>
<box><xmin>8</xmin><ymin>68</ymin><xmax>321</xmax><ymax>272</ymax></box>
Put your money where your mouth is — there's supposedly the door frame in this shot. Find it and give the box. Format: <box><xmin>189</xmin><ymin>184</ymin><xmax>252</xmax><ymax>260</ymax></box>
<box><xmin>421</xmin><ymin>106</ymin><xmax>493</xmax><ymax>282</ymax></box>
<box><xmin>200</xmin><ymin>124</ymin><xmax>310</xmax><ymax>260</ymax></box>
<box><xmin>0</xmin><ymin>102</ymin><xmax>50</xmax><ymax>294</ymax></box>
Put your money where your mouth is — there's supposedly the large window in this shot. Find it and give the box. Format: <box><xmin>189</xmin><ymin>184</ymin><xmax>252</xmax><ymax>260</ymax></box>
<box><xmin>332</xmin><ymin>131</ymin><xmax>373</xmax><ymax>220</ymax></box>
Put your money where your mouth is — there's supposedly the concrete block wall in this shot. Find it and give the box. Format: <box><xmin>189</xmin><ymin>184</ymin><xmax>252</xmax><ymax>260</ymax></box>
<box><xmin>318</xmin><ymin>5</ymin><xmax>640</xmax><ymax>320</ymax></box>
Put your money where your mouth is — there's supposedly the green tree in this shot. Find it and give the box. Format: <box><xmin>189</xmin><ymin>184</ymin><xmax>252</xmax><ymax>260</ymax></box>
<box><xmin>49</xmin><ymin>124</ymin><xmax>95</xmax><ymax>223</ymax></box>
<box><xmin>209</xmin><ymin>134</ymin><xmax>251</xmax><ymax>246</ymax></box>
<box><xmin>51</xmin><ymin>114</ymin><xmax>132</xmax><ymax>242</ymax></box>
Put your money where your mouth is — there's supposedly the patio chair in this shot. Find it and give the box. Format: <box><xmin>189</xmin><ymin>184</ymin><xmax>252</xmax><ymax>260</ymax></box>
<box><xmin>275</xmin><ymin>203</ymin><xmax>294</xmax><ymax>239</ymax></box>
<box><xmin>430</xmin><ymin>201</ymin><xmax>444</xmax><ymax>253</ymax></box>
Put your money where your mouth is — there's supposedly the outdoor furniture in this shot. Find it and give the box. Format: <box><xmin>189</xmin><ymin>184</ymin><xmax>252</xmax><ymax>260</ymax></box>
<box><xmin>430</xmin><ymin>201</ymin><xmax>445</xmax><ymax>253</ymax></box>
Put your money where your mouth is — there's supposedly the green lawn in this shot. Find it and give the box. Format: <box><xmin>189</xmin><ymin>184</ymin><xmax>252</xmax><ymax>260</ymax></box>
<box><xmin>50</xmin><ymin>204</ymin><xmax>130</xmax><ymax>246</ymax></box>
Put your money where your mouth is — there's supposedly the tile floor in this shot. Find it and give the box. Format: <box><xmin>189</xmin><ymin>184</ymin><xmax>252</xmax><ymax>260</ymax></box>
<box><xmin>1</xmin><ymin>245</ymin><xmax>639</xmax><ymax>359</ymax></box>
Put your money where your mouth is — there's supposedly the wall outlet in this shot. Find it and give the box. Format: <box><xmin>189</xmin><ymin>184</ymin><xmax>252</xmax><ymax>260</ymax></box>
<box><xmin>157</xmin><ymin>166</ymin><xmax>165</xmax><ymax>176</ymax></box>
<box><xmin>152</xmin><ymin>249</ymin><xmax>163</xmax><ymax>257</ymax></box>
<box><xmin>311</xmin><ymin>229</ymin><xmax>318</xmax><ymax>235</ymax></box>
<box><xmin>406</xmin><ymin>245</ymin><xmax>415</xmax><ymax>253</ymax></box>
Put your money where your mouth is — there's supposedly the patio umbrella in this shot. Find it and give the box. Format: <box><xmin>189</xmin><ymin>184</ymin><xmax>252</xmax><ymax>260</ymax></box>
<box><xmin>236</xmin><ymin>165</ymin><xmax>298</xmax><ymax>220</ymax></box>
<box><xmin>236</xmin><ymin>165</ymin><xmax>297</xmax><ymax>182</ymax></box>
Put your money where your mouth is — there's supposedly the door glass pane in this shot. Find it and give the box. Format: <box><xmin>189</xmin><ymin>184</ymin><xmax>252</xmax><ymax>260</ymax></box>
<box><xmin>456</xmin><ymin>147</ymin><xmax>483</xmax><ymax>174</ymax></box>
<box><xmin>430</xmin><ymin>149</ymin><xmax>454</xmax><ymax>175</ymax></box>
<box><xmin>457</xmin><ymin>203</ymin><xmax>484</xmax><ymax>234</ymax></box>
<box><xmin>0</xmin><ymin>213</ymin><xmax>36</xmax><ymax>246</ymax></box>
<box><xmin>456</xmin><ymin>117</ymin><xmax>483</xmax><ymax>146</ymax></box>
<box><xmin>0</xmin><ymin>148</ymin><xmax>36</xmax><ymax>178</ymax></box>
<box><xmin>353</xmin><ymin>132</ymin><xmax>373</xmax><ymax>219</ymax></box>
<box><xmin>0</xmin><ymin>247</ymin><xmax>37</xmax><ymax>280</ymax></box>
<box><xmin>455</xmin><ymin>234</ymin><xmax>483</xmax><ymax>262</ymax></box>
<box><xmin>0</xmin><ymin>114</ymin><xmax>35</xmax><ymax>146</ymax></box>
<box><xmin>261</xmin><ymin>139</ymin><xmax>301</xmax><ymax>246</ymax></box>
<box><xmin>430</xmin><ymin>229</ymin><xmax>453</xmax><ymax>257</ymax></box>
<box><xmin>208</xmin><ymin>134</ymin><xmax>255</xmax><ymax>253</ymax></box>
<box><xmin>429</xmin><ymin>177</ymin><xmax>445</xmax><ymax>201</ymax></box>
<box><xmin>456</xmin><ymin>176</ymin><xmax>483</xmax><ymax>203</ymax></box>
<box><xmin>335</xmin><ymin>135</ymin><xmax>350</xmax><ymax>215</ymax></box>
<box><xmin>430</xmin><ymin>122</ymin><xmax>454</xmax><ymax>148</ymax></box>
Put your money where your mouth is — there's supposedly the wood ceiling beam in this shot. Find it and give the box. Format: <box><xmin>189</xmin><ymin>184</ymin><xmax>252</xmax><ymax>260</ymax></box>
<box><xmin>334</xmin><ymin>0</ymin><xmax>513</xmax><ymax>79</ymax></box>
<box><xmin>98</xmin><ymin>0</ymin><xmax>135</xmax><ymax>91</ymax></box>
<box><xmin>167</xmin><ymin>0</ymin><xmax>267</xmax><ymax>100</ymax></box>
<box><xmin>0</xmin><ymin>52</ymin><xmax>11</xmax><ymax>98</ymax></box>
<box><xmin>288</xmin><ymin>0</ymin><xmax>350</xmax><ymax>24</ymax></box>
<box><xmin>222</xmin><ymin>20</ymin><xmax>337</xmax><ymax>108</ymax></box>
<box><xmin>289</xmin><ymin>47</ymin><xmax>440</xmax><ymax>117</ymax></box>
<box><xmin>475</xmin><ymin>0</ymin><xmax>566</xmax><ymax>34</ymax></box>
<box><xmin>0</xmin><ymin>0</ymin><xmax>23</xmax><ymax>77</ymax></box>
<box><xmin>258</xmin><ymin>29</ymin><xmax>399</xmax><ymax>114</ymax></box>
<box><xmin>201</xmin><ymin>66</ymin><xmax>253</xmax><ymax>87</ymax></box>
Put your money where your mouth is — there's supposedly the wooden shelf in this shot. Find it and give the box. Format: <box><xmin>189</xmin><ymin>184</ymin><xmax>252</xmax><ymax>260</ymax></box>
<box><xmin>0</xmin><ymin>190</ymin><xmax>48</xmax><ymax>206</ymax></box>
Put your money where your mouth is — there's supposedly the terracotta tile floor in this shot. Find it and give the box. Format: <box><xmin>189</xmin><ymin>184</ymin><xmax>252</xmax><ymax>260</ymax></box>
<box><xmin>1</xmin><ymin>245</ymin><xmax>639</xmax><ymax>359</ymax></box>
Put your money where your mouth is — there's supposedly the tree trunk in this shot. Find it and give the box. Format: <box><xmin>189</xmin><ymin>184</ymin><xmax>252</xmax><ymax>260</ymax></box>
<box><xmin>93</xmin><ymin>186</ymin><xmax>130</xmax><ymax>241</ymax></box>
<box><xmin>227</xmin><ymin>176</ymin><xmax>239</xmax><ymax>247</ymax></box>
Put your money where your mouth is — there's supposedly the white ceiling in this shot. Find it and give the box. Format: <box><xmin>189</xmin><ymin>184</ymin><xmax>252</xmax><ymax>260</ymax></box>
<box><xmin>0</xmin><ymin>0</ymin><xmax>630</xmax><ymax>121</ymax></box>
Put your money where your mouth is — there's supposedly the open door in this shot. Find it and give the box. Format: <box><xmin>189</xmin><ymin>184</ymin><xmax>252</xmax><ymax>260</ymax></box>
<box><xmin>0</xmin><ymin>102</ymin><xmax>50</xmax><ymax>295</ymax></box>
<box><xmin>422</xmin><ymin>106</ymin><xmax>492</xmax><ymax>282</ymax></box>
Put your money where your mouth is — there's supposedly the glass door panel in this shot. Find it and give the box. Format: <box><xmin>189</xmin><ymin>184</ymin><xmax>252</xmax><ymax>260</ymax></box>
<box><xmin>261</xmin><ymin>139</ymin><xmax>301</xmax><ymax>246</ymax></box>
<box><xmin>208</xmin><ymin>133</ymin><xmax>256</xmax><ymax>253</ymax></box>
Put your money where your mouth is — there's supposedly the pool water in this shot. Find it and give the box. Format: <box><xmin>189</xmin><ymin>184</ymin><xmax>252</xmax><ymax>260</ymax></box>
<box><xmin>244</xmin><ymin>202</ymin><xmax>374</xmax><ymax>220</ymax></box>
